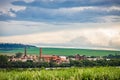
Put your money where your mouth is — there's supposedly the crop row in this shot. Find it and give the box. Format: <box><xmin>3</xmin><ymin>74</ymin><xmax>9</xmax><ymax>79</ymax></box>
<box><xmin>0</xmin><ymin>67</ymin><xmax>120</xmax><ymax>80</ymax></box>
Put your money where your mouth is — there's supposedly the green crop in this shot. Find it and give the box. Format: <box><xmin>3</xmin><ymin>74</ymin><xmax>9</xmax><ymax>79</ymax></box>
<box><xmin>0</xmin><ymin>47</ymin><xmax>120</xmax><ymax>56</ymax></box>
<box><xmin>0</xmin><ymin>67</ymin><xmax>120</xmax><ymax>80</ymax></box>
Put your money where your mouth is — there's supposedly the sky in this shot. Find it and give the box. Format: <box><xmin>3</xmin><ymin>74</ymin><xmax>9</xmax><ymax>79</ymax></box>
<box><xmin>0</xmin><ymin>0</ymin><xmax>120</xmax><ymax>50</ymax></box>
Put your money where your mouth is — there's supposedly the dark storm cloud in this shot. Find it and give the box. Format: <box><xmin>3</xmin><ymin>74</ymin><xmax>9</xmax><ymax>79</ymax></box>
<box><xmin>0</xmin><ymin>0</ymin><xmax>120</xmax><ymax>22</ymax></box>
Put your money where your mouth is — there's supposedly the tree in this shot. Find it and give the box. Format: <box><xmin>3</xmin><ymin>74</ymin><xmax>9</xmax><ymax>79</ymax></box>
<box><xmin>15</xmin><ymin>52</ymin><xmax>23</xmax><ymax>58</ymax></box>
<box><xmin>0</xmin><ymin>55</ymin><xmax>8</xmax><ymax>64</ymax></box>
<box><xmin>0</xmin><ymin>55</ymin><xmax>8</xmax><ymax>68</ymax></box>
<box><xmin>70</xmin><ymin>60</ymin><xmax>83</xmax><ymax>67</ymax></box>
<box><xmin>49</xmin><ymin>61</ymin><xmax>58</xmax><ymax>67</ymax></box>
<box><xmin>59</xmin><ymin>63</ymin><xmax>70</xmax><ymax>67</ymax></box>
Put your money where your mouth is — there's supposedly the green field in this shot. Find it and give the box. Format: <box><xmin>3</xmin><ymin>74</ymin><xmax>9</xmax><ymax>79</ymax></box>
<box><xmin>0</xmin><ymin>67</ymin><xmax>120</xmax><ymax>80</ymax></box>
<box><xmin>0</xmin><ymin>47</ymin><xmax>120</xmax><ymax>56</ymax></box>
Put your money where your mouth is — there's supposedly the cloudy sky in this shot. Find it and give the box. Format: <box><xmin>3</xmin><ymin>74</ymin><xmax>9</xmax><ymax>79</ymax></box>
<box><xmin>0</xmin><ymin>0</ymin><xmax>120</xmax><ymax>50</ymax></box>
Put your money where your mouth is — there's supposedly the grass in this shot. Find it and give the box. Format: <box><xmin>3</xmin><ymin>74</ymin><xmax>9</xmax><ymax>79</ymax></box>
<box><xmin>0</xmin><ymin>67</ymin><xmax>120</xmax><ymax>80</ymax></box>
<box><xmin>0</xmin><ymin>47</ymin><xmax>120</xmax><ymax>56</ymax></box>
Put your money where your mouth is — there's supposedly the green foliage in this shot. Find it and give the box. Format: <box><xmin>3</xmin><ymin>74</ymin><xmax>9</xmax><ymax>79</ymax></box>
<box><xmin>0</xmin><ymin>55</ymin><xmax>8</xmax><ymax>63</ymax></box>
<box><xmin>104</xmin><ymin>54</ymin><xmax>120</xmax><ymax>59</ymax></box>
<box><xmin>0</xmin><ymin>55</ymin><xmax>8</xmax><ymax>64</ymax></box>
<box><xmin>49</xmin><ymin>61</ymin><xmax>58</xmax><ymax>67</ymax></box>
<box><xmin>0</xmin><ymin>67</ymin><xmax>120</xmax><ymax>80</ymax></box>
<box><xmin>0</xmin><ymin>59</ymin><xmax>120</xmax><ymax>68</ymax></box>
<box><xmin>0</xmin><ymin>55</ymin><xmax>8</xmax><ymax>67</ymax></box>
<box><xmin>59</xmin><ymin>63</ymin><xmax>70</xmax><ymax>67</ymax></box>
<box><xmin>15</xmin><ymin>52</ymin><xmax>23</xmax><ymax>58</ymax></box>
<box><xmin>0</xmin><ymin>43</ymin><xmax>36</xmax><ymax>49</ymax></box>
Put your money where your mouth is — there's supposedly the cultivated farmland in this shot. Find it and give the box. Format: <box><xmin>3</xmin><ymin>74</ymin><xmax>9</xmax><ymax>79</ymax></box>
<box><xmin>0</xmin><ymin>47</ymin><xmax>120</xmax><ymax>56</ymax></box>
<box><xmin>0</xmin><ymin>67</ymin><xmax>120</xmax><ymax>80</ymax></box>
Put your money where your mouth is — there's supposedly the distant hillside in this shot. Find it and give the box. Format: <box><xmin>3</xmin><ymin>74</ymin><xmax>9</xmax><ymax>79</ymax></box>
<box><xmin>0</xmin><ymin>43</ymin><xmax>120</xmax><ymax>56</ymax></box>
<box><xmin>0</xmin><ymin>46</ymin><xmax>120</xmax><ymax>56</ymax></box>
<box><xmin>0</xmin><ymin>43</ymin><xmax>36</xmax><ymax>49</ymax></box>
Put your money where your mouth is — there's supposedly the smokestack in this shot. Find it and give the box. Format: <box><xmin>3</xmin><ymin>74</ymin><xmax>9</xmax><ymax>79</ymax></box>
<box><xmin>39</xmin><ymin>48</ymin><xmax>42</xmax><ymax>61</ymax></box>
<box><xmin>24</xmin><ymin>47</ymin><xmax>27</xmax><ymax>57</ymax></box>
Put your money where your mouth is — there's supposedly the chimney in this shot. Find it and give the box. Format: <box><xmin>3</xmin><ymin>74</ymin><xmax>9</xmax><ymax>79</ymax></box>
<box><xmin>39</xmin><ymin>48</ymin><xmax>42</xmax><ymax>60</ymax></box>
<box><xmin>24</xmin><ymin>47</ymin><xmax>27</xmax><ymax>57</ymax></box>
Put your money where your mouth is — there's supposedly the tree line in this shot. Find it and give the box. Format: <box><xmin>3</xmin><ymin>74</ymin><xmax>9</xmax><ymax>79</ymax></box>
<box><xmin>0</xmin><ymin>43</ymin><xmax>35</xmax><ymax>49</ymax></box>
<box><xmin>0</xmin><ymin>55</ymin><xmax>120</xmax><ymax>68</ymax></box>
<box><xmin>103</xmin><ymin>54</ymin><xmax>120</xmax><ymax>59</ymax></box>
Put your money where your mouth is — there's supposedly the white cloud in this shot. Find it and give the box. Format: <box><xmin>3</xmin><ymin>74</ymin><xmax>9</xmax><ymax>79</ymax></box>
<box><xmin>0</xmin><ymin>20</ymin><xmax>71</xmax><ymax>36</ymax></box>
<box><xmin>57</xmin><ymin>6</ymin><xmax>94</xmax><ymax>13</ymax></box>
<box><xmin>106</xmin><ymin>6</ymin><xmax>120</xmax><ymax>12</ymax></box>
<box><xmin>51</xmin><ymin>6</ymin><xmax>120</xmax><ymax>15</ymax></box>
<box><xmin>109</xmin><ymin>34</ymin><xmax>120</xmax><ymax>48</ymax></box>
<box><xmin>0</xmin><ymin>20</ymin><xmax>120</xmax><ymax>50</ymax></box>
<box><xmin>22</xmin><ymin>0</ymin><xmax>34</xmax><ymax>3</ymax></box>
<box><xmin>0</xmin><ymin>0</ymin><xmax>26</xmax><ymax>17</ymax></box>
<box><xmin>98</xmin><ymin>16</ymin><xmax>120</xmax><ymax>22</ymax></box>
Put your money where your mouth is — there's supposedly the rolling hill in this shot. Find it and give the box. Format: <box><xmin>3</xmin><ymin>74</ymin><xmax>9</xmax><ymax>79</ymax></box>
<box><xmin>0</xmin><ymin>43</ymin><xmax>120</xmax><ymax>56</ymax></box>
